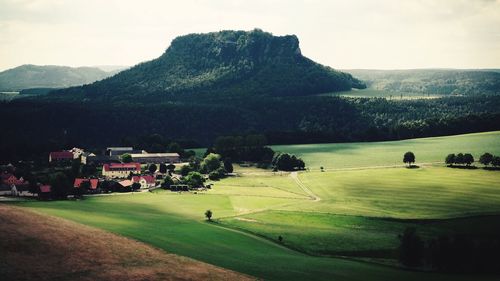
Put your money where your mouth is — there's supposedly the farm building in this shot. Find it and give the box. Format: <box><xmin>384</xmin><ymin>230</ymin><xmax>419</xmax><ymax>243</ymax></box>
<box><xmin>118</xmin><ymin>179</ymin><xmax>133</xmax><ymax>188</ymax></box>
<box><xmin>130</xmin><ymin>153</ymin><xmax>180</xmax><ymax>164</ymax></box>
<box><xmin>81</xmin><ymin>154</ymin><xmax>120</xmax><ymax>165</ymax></box>
<box><xmin>48</xmin><ymin>151</ymin><xmax>74</xmax><ymax>163</ymax></box>
<box><xmin>102</xmin><ymin>163</ymin><xmax>141</xmax><ymax>178</ymax></box>
<box><xmin>132</xmin><ymin>175</ymin><xmax>156</xmax><ymax>189</ymax></box>
<box><xmin>73</xmin><ymin>178</ymin><xmax>99</xmax><ymax>190</ymax></box>
<box><xmin>106</xmin><ymin>147</ymin><xmax>145</xmax><ymax>156</ymax></box>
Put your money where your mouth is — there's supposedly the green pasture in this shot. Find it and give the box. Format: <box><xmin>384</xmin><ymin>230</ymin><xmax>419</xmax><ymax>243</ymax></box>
<box><xmin>272</xmin><ymin>131</ymin><xmax>500</xmax><ymax>169</ymax></box>
<box><xmin>10</xmin><ymin>131</ymin><xmax>500</xmax><ymax>280</ymax></box>
<box><xmin>223</xmin><ymin>211</ymin><xmax>500</xmax><ymax>258</ymax></box>
<box><xmin>290</xmin><ymin>167</ymin><xmax>500</xmax><ymax>218</ymax></box>
<box><xmin>13</xmin><ymin>186</ymin><xmax>497</xmax><ymax>281</ymax></box>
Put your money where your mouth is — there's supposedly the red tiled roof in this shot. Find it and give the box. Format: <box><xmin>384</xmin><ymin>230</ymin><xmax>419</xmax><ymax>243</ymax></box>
<box><xmin>74</xmin><ymin>178</ymin><xmax>85</xmax><ymax>188</ymax></box>
<box><xmin>74</xmin><ymin>178</ymin><xmax>100</xmax><ymax>190</ymax></box>
<box><xmin>118</xmin><ymin>180</ymin><xmax>133</xmax><ymax>187</ymax></box>
<box><xmin>141</xmin><ymin>175</ymin><xmax>155</xmax><ymax>184</ymax></box>
<box><xmin>50</xmin><ymin>151</ymin><xmax>74</xmax><ymax>159</ymax></box>
<box><xmin>89</xmin><ymin>179</ymin><xmax>99</xmax><ymax>189</ymax></box>
<box><xmin>103</xmin><ymin>163</ymin><xmax>141</xmax><ymax>172</ymax></box>
<box><xmin>132</xmin><ymin>175</ymin><xmax>155</xmax><ymax>184</ymax></box>
<box><xmin>40</xmin><ymin>185</ymin><xmax>51</xmax><ymax>193</ymax></box>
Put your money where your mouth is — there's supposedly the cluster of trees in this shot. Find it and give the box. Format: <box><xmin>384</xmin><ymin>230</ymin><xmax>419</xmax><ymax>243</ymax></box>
<box><xmin>162</xmin><ymin>153</ymin><xmax>233</xmax><ymax>190</ymax></box>
<box><xmin>210</xmin><ymin>134</ymin><xmax>275</xmax><ymax>164</ymax></box>
<box><xmin>445</xmin><ymin>153</ymin><xmax>475</xmax><ymax>167</ymax></box>
<box><xmin>445</xmin><ymin>152</ymin><xmax>500</xmax><ymax>168</ymax></box>
<box><xmin>271</xmin><ymin>153</ymin><xmax>305</xmax><ymax>171</ymax></box>
<box><xmin>478</xmin><ymin>152</ymin><xmax>500</xmax><ymax>168</ymax></box>
<box><xmin>399</xmin><ymin>227</ymin><xmax>500</xmax><ymax>273</ymax></box>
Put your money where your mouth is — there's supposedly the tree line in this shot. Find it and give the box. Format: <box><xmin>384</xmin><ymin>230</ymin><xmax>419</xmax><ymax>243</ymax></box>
<box><xmin>445</xmin><ymin>152</ymin><xmax>500</xmax><ymax>168</ymax></box>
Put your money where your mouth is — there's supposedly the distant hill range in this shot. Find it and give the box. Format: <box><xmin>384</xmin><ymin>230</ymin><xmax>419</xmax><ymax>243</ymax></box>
<box><xmin>344</xmin><ymin>69</ymin><xmax>500</xmax><ymax>96</ymax></box>
<box><xmin>52</xmin><ymin>29</ymin><xmax>366</xmax><ymax>100</ymax></box>
<box><xmin>0</xmin><ymin>64</ymin><xmax>125</xmax><ymax>92</ymax></box>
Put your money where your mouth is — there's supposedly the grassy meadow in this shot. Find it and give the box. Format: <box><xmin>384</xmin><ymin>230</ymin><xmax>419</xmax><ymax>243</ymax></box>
<box><xmin>272</xmin><ymin>131</ymin><xmax>500</xmax><ymax>169</ymax></box>
<box><xmin>10</xmin><ymin>131</ymin><xmax>500</xmax><ymax>280</ymax></box>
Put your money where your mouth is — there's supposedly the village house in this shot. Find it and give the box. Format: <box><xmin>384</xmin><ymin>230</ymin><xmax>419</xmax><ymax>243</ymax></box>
<box><xmin>118</xmin><ymin>179</ymin><xmax>133</xmax><ymax>188</ymax></box>
<box><xmin>102</xmin><ymin>163</ymin><xmax>141</xmax><ymax>178</ymax></box>
<box><xmin>81</xmin><ymin>154</ymin><xmax>120</xmax><ymax>165</ymax></box>
<box><xmin>132</xmin><ymin>175</ymin><xmax>156</xmax><ymax>189</ymax></box>
<box><xmin>73</xmin><ymin>178</ymin><xmax>99</xmax><ymax>190</ymax></box>
<box><xmin>68</xmin><ymin>147</ymin><xmax>85</xmax><ymax>159</ymax></box>
<box><xmin>48</xmin><ymin>151</ymin><xmax>74</xmax><ymax>163</ymax></box>
<box><xmin>130</xmin><ymin>153</ymin><xmax>180</xmax><ymax>164</ymax></box>
<box><xmin>106</xmin><ymin>147</ymin><xmax>145</xmax><ymax>156</ymax></box>
<box><xmin>37</xmin><ymin>184</ymin><xmax>52</xmax><ymax>199</ymax></box>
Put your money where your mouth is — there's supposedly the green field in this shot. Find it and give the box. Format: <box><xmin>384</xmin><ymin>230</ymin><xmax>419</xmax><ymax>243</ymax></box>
<box><xmin>13</xmin><ymin>184</ymin><xmax>497</xmax><ymax>281</ymax></box>
<box><xmin>272</xmin><ymin>131</ymin><xmax>500</xmax><ymax>169</ymax></box>
<box><xmin>10</xmin><ymin>131</ymin><xmax>500</xmax><ymax>280</ymax></box>
<box><xmin>221</xmin><ymin>167</ymin><xmax>500</xmax><ymax>260</ymax></box>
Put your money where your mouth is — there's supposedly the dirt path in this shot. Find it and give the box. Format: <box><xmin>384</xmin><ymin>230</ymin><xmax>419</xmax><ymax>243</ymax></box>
<box><xmin>0</xmin><ymin>204</ymin><xmax>255</xmax><ymax>281</ymax></box>
<box><xmin>290</xmin><ymin>172</ymin><xmax>321</xmax><ymax>202</ymax></box>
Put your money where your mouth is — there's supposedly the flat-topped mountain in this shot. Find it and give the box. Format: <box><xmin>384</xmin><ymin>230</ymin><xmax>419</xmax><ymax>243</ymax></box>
<box><xmin>53</xmin><ymin>29</ymin><xmax>365</xmax><ymax>100</ymax></box>
<box><xmin>0</xmin><ymin>64</ymin><xmax>119</xmax><ymax>92</ymax></box>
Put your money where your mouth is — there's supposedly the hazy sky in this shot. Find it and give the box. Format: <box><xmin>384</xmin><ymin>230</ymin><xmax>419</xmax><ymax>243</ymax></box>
<box><xmin>1</xmin><ymin>0</ymin><xmax>499</xmax><ymax>71</ymax></box>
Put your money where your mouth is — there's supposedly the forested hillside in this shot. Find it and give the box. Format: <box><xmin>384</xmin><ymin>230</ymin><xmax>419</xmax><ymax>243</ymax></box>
<box><xmin>49</xmin><ymin>29</ymin><xmax>365</xmax><ymax>100</ymax></box>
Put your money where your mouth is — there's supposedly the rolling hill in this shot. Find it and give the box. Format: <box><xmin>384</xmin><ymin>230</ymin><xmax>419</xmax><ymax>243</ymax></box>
<box><xmin>344</xmin><ymin>69</ymin><xmax>500</xmax><ymax>96</ymax></box>
<box><xmin>0</xmin><ymin>64</ymin><xmax>120</xmax><ymax>92</ymax></box>
<box><xmin>51</xmin><ymin>29</ymin><xmax>366</xmax><ymax>100</ymax></box>
<box><xmin>0</xmin><ymin>204</ymin><xmax>253</xmax><ymax>281</ymax></box>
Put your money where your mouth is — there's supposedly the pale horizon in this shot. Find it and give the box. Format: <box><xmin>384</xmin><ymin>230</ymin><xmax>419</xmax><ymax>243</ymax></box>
<box><xmin>1</xmin><ymin>0</ymin><xmax>500</xmax><ymax>72</ymax></box>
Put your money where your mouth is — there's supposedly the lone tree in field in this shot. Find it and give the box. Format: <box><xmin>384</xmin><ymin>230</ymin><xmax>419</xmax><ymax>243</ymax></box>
<box><xmin>445</xmin><ymin>154</ymin><xmax>456</xmax><ymax>166</ymax></box>
<box><xmin>479</xmin><ymin>153</ymin><xmax>493</xmax><ymax>167</ymax></box>
<box><xmin>403</xmin><ymin>152</ymin><xmax>415</xmax><ymax>167</ymax></box>
<box><xmin>205</xmin><ymin>210</ymin><xmax>213</xmax><ymax>221</ymax></box>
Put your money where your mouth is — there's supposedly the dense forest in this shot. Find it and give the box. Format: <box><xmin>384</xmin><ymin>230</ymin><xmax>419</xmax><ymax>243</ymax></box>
<box><xmin>1</xmin><ymin>94</ymin><xmax>499</xmax><ymax>163</ymax></box>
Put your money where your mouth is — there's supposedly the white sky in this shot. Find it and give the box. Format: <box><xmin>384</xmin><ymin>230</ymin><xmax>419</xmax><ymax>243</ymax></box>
<box><xmin>1</xmin><ymin>0</ymin><xmax>499</xmax><ymax>71</ymax></box>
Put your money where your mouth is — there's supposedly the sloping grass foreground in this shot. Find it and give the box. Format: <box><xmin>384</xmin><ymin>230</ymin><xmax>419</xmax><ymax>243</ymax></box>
<box><xmin>12</xmin><ymin>190</ymin><xmax>497</xmax><ymax>281</ymax></box>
